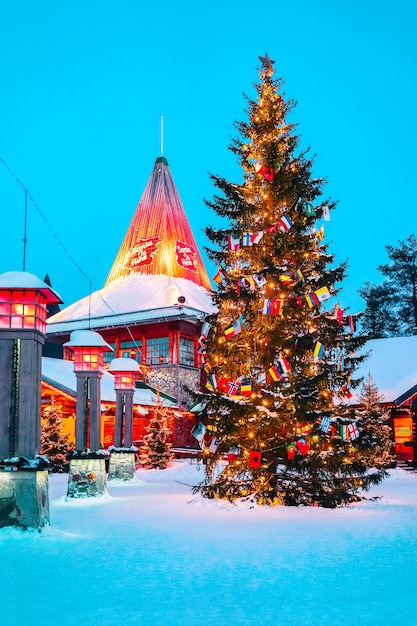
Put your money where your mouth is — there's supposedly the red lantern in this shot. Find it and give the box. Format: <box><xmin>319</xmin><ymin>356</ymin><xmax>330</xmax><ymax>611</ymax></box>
<box><xmin>64</xmin><ymin>330</ymin><xmax>113</xmax><ymax>374</ymax></box>
<box><xmin>109</xmin><ymin>358</ymin><xmax>142</xmax><ymax>391</ymax></box>
<box><xmin>0</xmin><ymin>272</ymin><xmax>62</xmax><ymax>334</ymax></box>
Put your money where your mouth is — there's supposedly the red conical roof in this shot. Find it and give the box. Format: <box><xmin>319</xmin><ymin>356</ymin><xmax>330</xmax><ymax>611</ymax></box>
<box><xmin>105</xmin><ymin>157</ymin><xmax>211</xmax><ymax>290</ymax></box>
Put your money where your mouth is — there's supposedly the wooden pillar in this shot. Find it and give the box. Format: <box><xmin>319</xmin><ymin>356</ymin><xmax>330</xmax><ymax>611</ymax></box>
<box><xmin>124</xmin><ymin>390</ymin><xmax>134</xmax><ymax>447</ymax></box>
<box><xmin>114</xmin><ymin>391</ymin><xmax>124</xmax><ymax>447</ymax></box>
<box><xmin>89</xmin><ymin>374</ymin><xmax>101</xmax><ymax>451</ymax></box>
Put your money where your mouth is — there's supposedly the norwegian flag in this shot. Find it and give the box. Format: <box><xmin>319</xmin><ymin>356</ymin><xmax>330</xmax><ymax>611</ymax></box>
<box><xmin>226</xmin><ymin>380</ymin><xmax>240</xmax><ymax>395</ymax></box>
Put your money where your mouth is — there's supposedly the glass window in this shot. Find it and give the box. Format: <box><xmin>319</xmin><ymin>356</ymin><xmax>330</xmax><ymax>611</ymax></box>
<box><xmin>104</xmin><ymin>343</ymin><xmax>116</xmax><ymax>364</ymax></box>
<box><xmin>146</xmin><ymin>337</ymin><xmax>169</xmax><ymax>365</ymax></box>
<box><xmin>120</xmin><ymin>340</ymin><xmax>142</xmax><ymax>362</ymax></box>
<box><xmin>180</xmin><ymin>337</ymin><xmax>195</xmax><ymax>367</ymax></box>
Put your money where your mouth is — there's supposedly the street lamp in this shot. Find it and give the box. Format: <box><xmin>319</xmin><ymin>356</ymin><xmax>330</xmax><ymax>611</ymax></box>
<box><xmin>109</xmin><ymin>357</ymin><xmax>141</xmax><ymax>447</ymax></box>
<box><xmin>63</xmin><ymin>330</ymin><xmax>113</xmax><ymax>452</ymax></box>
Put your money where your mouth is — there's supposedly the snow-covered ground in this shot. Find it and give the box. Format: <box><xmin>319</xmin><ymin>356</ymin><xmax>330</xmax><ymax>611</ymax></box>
<box><xmin>1</xmin><ymin>461</ymin><xmax>417</xmax><ymax>626</ymax></box>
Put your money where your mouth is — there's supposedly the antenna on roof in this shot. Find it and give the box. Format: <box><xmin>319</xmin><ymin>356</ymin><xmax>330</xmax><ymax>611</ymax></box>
<box><xmin>160</xmin><ymin>113</ymin><xmax>164</xmax><ymax>157</ymax></box>
<box><xmin>22</xmin><ymin>189</ymin><xmax>28</xmax><ymax>271</ymax></box>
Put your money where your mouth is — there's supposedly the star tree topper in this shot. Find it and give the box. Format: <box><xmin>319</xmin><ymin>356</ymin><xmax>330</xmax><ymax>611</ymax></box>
<box><xmin>259</xmin><ymin>53</ymin><xmax>275</xmax><ymax>70</ymax></box>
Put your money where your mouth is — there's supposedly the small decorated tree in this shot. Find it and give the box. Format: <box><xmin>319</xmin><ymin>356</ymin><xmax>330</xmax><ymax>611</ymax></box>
<box><xmin>40</xmin><ymin>397</ymin><xmax>71</xmax><ymax>472</ymax></box>
<box><xmin>356</xmin><ymin>375</ymin><xmax>394</xmax><ymax>469</ymax></box>
<box><xmin>140</xmin><ymin>396</ymin><xmax>173</xmax><ymax>469</ymax></box>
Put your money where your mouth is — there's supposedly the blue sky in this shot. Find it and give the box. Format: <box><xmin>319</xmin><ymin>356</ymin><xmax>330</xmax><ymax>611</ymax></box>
<box><xmin>1</xmin><ymin>1</ymin><xmax>416</xmax><ymax>313</ymax></box>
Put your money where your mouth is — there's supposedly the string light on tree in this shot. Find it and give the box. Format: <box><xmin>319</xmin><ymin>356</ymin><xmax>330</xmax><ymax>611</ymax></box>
<box><xmin>190</xmin><ymin>54</ymin><xmax>392</xmax><ymax>508</ymax></box>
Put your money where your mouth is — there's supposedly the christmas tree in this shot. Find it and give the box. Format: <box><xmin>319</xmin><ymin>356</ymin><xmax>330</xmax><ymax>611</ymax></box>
<box><xmin>40</xmin><ymin>397</ymin><xmax>71</xmax><ymax>472</ymax></box>
<box><xmin>357</xmin><ymin>375</ymin><xmax>394</xmax><ymax>469</ymax></box>
<box><xmin>192</xmin><ymin>54</ymin><xmax>390</xmax><ymax>507</ymax></box>
<box><xmin>140</xmin><ymin>395</ymin><xmax>173</xmax><ymax>470</ymax></box>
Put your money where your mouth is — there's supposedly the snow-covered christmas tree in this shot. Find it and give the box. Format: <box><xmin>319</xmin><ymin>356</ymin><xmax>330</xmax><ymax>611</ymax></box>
<box><xmin>192</xmin><ymin>54</ymin><xmax>390</xmax><ymax>507</ymax></box>
<box><xmin>357</xmin><ymin>375</ymin><xmax>394</xmax><ymax>469</ymax></box>
<box><xmin>40</xmin><ymin>397</ymin><xmax>71</xmax><ymax>472</ymax></box>
<box><xmin>140</xmin><ymin>393</ymin><xmax>173</xmax><ymax>470</ymax></box>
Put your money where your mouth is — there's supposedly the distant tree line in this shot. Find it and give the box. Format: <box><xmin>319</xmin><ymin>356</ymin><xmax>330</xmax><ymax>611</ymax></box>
<box><xmin>359</xmin><ymin>234</ymin><xmax>417</xmax><ymax>338</ymax></box>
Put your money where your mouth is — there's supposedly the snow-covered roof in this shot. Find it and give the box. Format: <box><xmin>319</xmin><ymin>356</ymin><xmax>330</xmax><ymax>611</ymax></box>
<box><xmin>0</xmin><ymin>270</ymin><xmax>62</xmax><ymax>303</ymax></box>
<box><xmin>42</xmin><ymin>357</ymin><xmax>177</xmax><ymax>410</ymax></box>
<box><xmin>351</xmin><ymin>335</ymin><xmax>417</xmax><ymax>404</ymax></box>
<box><xmin>63</xmin><ymin>329</ymin><xmax>113</xmax><ymax>350</ymax></box>
<box><xmin>46</xmin><ymin>274</ymin><xmax>216</xmax><ymax>335</ymax></box>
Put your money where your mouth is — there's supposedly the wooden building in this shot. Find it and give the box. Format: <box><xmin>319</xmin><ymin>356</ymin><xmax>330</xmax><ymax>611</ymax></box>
<box><xmin>42</xmin><ymin>156</ymin><xmax>216</xmax><ymax>449</ymax></box>
<box><xmin>350</xmin><ymin>335</ymin><xmax>417</xmax><ymax>462</ymax></box>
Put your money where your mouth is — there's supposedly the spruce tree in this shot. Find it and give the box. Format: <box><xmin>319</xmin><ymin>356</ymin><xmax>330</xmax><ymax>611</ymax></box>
<box><xmin>40</xmin><ymin>397</ymin><xmax>71</xmax><ymax>472</ymax></box>
<box><xmin>356</xmin><ymin>375</ymin><xmax>394</xmax><ymax>469</ymax></box>
<box><xmin>193</xmin><ymin>54</ymin><xmax>389</xmax><ymax>507</ymax></box>
<box><xmin>140</xmin><ymin>397</ymin><xmax>173</xmax><ymax>470</ymax></box>
<box><xmin>359</xmin><ymin>234</ymin><xmax>417</xmax><ymax>337</ymax></box>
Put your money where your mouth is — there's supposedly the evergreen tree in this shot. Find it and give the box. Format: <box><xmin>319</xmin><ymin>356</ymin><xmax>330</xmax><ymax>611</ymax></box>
<box><xmin>356</xmin><ymin>375</ymin><xmax>394</xmax><ymax>469</ymax></box>
<box><xmin>359</xmin><ymin>234</ymin><xmax>417</xmax><ymax>338</ymax></box>
<box><xmin>193</xmin><ymin>54</ymin><xmax>389</xmax><ymax>507</ymax></box>
<box><xmin>40</xmin><ymin>397</ymin><xmax>71</xmax><ymax>472</ymax></box>
<box><xmin>140</xmin><ymin>397</ymin><xmax>173</xmax><ymax>469</ymax></box>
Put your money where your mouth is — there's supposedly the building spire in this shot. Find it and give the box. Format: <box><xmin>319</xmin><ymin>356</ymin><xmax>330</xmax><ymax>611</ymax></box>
<box><xmin>104</xmin><ymin>158</ymin><xmax>211</xmax><ymax>290</ymax></box>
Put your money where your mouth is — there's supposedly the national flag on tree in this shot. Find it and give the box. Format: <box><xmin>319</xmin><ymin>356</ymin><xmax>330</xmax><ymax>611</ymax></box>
<box><xmin>224</xmin><ymin>324</ymin><xmax>235</xmax><ymax>338</ymax></box>
<box><xmin>268</xmin><ymin>365</ymin><xmax>281</xmax><ymax>381</ymax></box>
<box><xmin>303</xmin><ymin>202</ymin><xmax>316</xmax><ymax>216</ymax></box>
<box><xmin>319</xmin><ymin>416</ymin><xmax>331</xmax><ymax>432</ymax></box>
<box><xmin>322</xmin><ymin>205</ymin><xmax>330</xmax><ymax>221</ymax></box>
<box><xmin>315</xmin><ymin>225</ymin><xmax>325</xmax><ymax>243</ymax></box>
<box><xmin>306</xmin><ymin>292</ymin><xmax>319</xmax><ymax>308</ymax></box>
<box><xmin>334</xmin><ymin>304</ymin><xmax>344</xmax><ymax>325</ymax></box>
<box><xmin>347</xmin><ymin>315</ymin><xmax>356</xmax><ymax>333</ymax></box>
<box><xmin>279</xmin><ymin>215</ymin><xmax>293</xmax><ymax>232</ymax></box>
<box><xmin>213</xmin><ymin>267</ymin><xmax>227</xmax><ymax>284</ymax></box>
<box><xmin>240</xmin><ymin>380</ymin><xmax>252</xmax><ymax>396</ymax></box>
<box><xmin>249</xmin><ymin>450</ymin><xmax>262</xmax><ymax>468</ymax></box>
<box><xmin>340</xmin><ymin>424</ymin><xmax>349</xmax><ymax>441</ymax></box>
<box><xmin>226</xmin><ymin>380</ymin><xmax>240</xmax><ymax>395</ymax></box>
<box><xmin>242</xmin><ymin>232</ymin><xmax>254</xmax><ymax>247</ymax></box>
<box><xmin>315</xmin><ymin>286</ymin><xmax>331</xmax><ymax>302</ymax></box>
<box><xmin>191</xmin><ymin>422</ymin><xmax>207</xmax><ymax>445</ymax></box>
<box><xmin>278</xmin><ymin>356</ymin><xmax>291</xmax><ymax>373</ymax></box>
<box><xmin>263</xmin><ymin>299</ymin><xmax>282</xmax><ymax>315</ymax></box>
<box><xmin>250</xmin><ymin>231</ymin><xmax>264</xmax><ymax>244</ymax></box>
<box><xmin>313</xmin><ymin>341</ymin><xmax>325</xmax><ymax>359</ymax></box>
<box><xmin>253</xmin><ymin>273</ymin><xmax>267</xmax><ymax>288</ymax></box>
<box><xmin>348</xmin><ymin>422</ymin><xmax>359</xmax><ymax>440</ymax></box>
<box><xmin>227</xmin><ymin>234</ymin><xmax>240</xmax><ymax>251</ymax></box>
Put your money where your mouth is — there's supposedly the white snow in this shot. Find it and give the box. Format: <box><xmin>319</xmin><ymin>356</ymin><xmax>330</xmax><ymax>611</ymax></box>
<box><xmin>46</xmin><ymin>274</ymin><xmax>216</xmax><ymax>334</ymax></box>
<box><xmin>0</xmin><ymin>270</ymin><xmax>62</xmax><ymax>302</ymax></box>
<box><xmin>1</xmin><ymin>461</ymin><xmax>417</xmax><ymax>625</ymax></box>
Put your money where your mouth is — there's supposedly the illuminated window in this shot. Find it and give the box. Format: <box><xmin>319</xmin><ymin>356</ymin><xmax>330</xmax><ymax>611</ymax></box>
<box><xmin>180</xmin><ymin>337</ymin><xmax>194</xmax><ymax>367</ymax></box>
<box><xmin>146</xmin><ymin>337</ymin><xmax>169</xmax><ymax>365</ymax></box>
<box><xmin>120</xmin><ymin>340</ymin><xmax>142</xmax><ymax>361</ymax></box>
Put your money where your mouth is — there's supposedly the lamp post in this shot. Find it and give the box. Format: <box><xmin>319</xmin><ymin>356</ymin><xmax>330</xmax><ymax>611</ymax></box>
<box><xmin>63</xmin><ymin>330</ymin><xmax>113</xmax><ymax>452</ymax></box>
<box><xmin>63</xmin><ymin>330</ymin><xmax>112</xmax><ymax>499</ymax></box>
<box><xmin>108</xmin><ymin>357</ymin><xmax>141</xmax><ymax>481</ymax></box>
<box><xmin>0</xmin><ymin>271</ymin><xmax>62</xmax><ymax>528</ymax></box>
